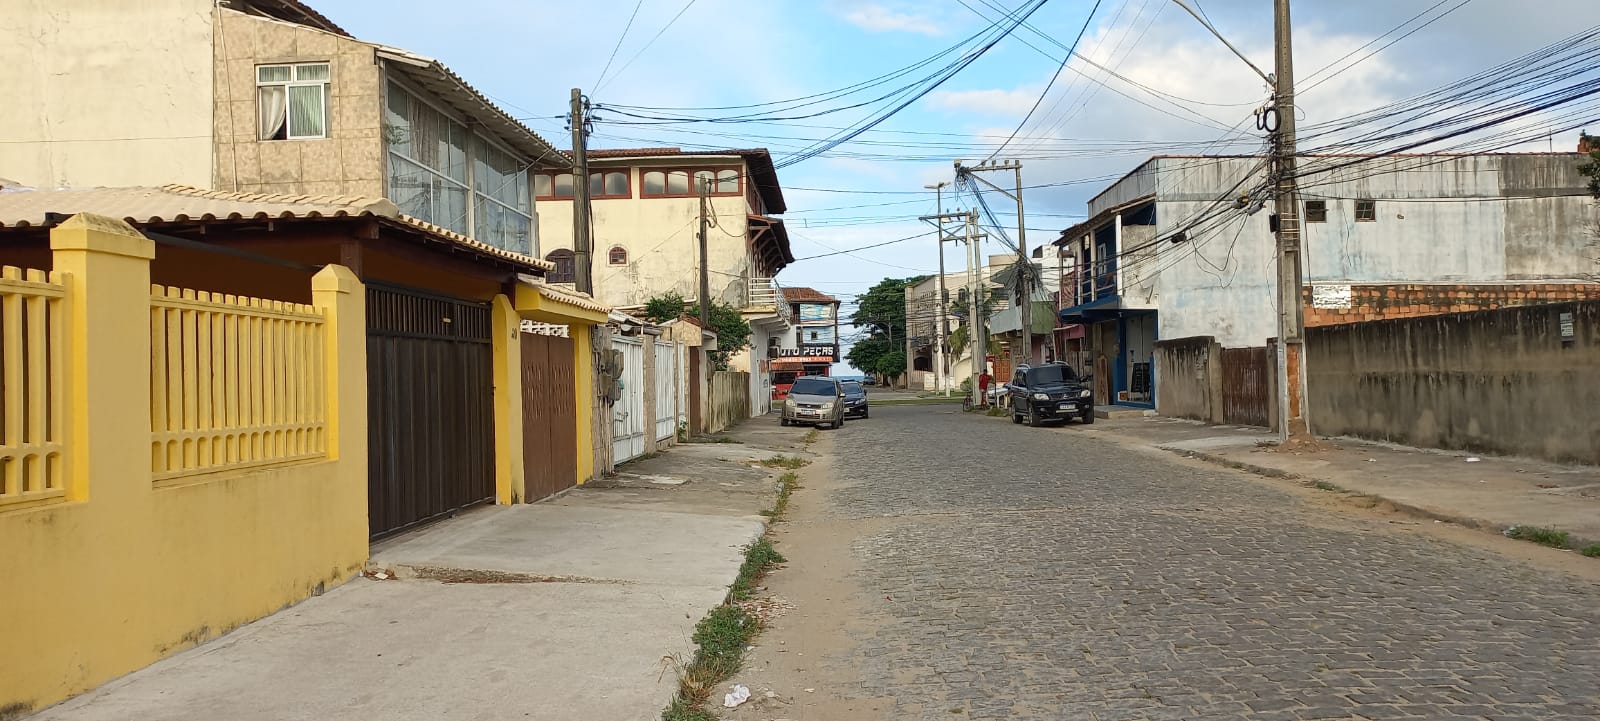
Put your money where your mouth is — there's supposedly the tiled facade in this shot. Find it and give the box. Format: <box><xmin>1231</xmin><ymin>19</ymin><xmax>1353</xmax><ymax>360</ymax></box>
<box><xmin>1302</xmin><ymin>283</ymin><xmax>1600</xmax><ymax>327</ymax></box>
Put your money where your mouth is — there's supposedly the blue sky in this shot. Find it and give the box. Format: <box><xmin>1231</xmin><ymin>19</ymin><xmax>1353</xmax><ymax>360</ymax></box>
<box><xmin>312</xmin><ymin>0</ymin><xmax>1594</xmax><ymax>370</ymax></box>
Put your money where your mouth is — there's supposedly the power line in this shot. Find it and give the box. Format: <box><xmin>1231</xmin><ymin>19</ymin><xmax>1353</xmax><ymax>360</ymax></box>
<box><xmin>985</xmin><ymin>0</ymin><xmax>1104</xmax><ymax>161</ymax></box>
<box><xmin>594</xmin><ymin>0</ymin><xmax>649</xmax><ymax>90</ymax></box>
<box><xmin>597</xmin><ymin>0</ymin><xmax>701</xmax><ymax>92</ymax></box>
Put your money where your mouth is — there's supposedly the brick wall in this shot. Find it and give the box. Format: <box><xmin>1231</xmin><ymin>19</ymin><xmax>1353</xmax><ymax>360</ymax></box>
<box><xmin>1302</xmin><ymin>283</ymin><xmax>1600</xmax><ymax>327</ymax></box>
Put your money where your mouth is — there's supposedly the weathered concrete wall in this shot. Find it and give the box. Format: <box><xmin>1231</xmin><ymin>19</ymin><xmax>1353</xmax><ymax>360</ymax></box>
<box><xmin>213</xmin><ymin>10</ymin><xmax>383</xmax><ymax>198</ymax></box>
<box><xmin>1307</xmin><ymin>301</ymin><xmax>1600</xmax><ymax>464</ymax></box>
<box><xmin>707</xmin><ymin>371</ymin><xmax>750</xmax><ymax>434</ymax></box>
<box><xmin>1303</xmin><ymin>282</ymin><xmax>1600</xmax><ymax>326</ymax></box>
<box><xmin>1140</xmin><ymin>154</ymin><xmax>1598</xmax><ymax>348</ymax></box>
<box><xmin>1154</xmin><ymin>336</ymin><xmax>1221</xmax><ymax>423</ymax></box>
<box><xmin>0</xmin><ymin>0</ymin><xmax>216</xmax><ymax>188</ymax></box>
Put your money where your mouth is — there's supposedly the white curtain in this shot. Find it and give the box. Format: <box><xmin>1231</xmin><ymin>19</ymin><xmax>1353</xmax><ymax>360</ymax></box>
<box><xmin>258</xmin><ymin>85</ymin><xmax>287</xmax><ymax>140</ymax></box>
<box><xmin>288</xmin><ymin>85</ymin><xmax>325</xmax><ymax>138</ymax></box>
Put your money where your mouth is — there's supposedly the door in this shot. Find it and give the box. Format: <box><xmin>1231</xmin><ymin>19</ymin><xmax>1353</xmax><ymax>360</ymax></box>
<box><xmin>366</xmin><ymin>285</ymin><xmax>494</xmax><ymax>539</ymax></box>
<box><xmin>654</xmin><ymin>341</ymin><xmax>679</xmax><ymax>443</ymax></box>
<box><xmin>1222</xmin><ymin>346</ymin><xmax>1271</xmax><ymax>427</ymax></box>
<box><xmin>1125</xmin><ymin>313</ymin><xmax>1156</xmax><ymax>405</ymax></box>
<box><xmin>522</xmin><ymin>331</ymin><xmax>578</xmax><ymax>502</ymax></box>
<box><xmin>611</xmin><ymin>336</ymin><xmax>647</xmax><ymax>464</ymax></box>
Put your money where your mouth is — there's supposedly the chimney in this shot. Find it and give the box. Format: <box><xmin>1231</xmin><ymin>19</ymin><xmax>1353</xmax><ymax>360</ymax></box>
<box><xmin>1581</xmin><ymin>132</ymin><xmax>1595</xmax><ymax>154</ymax></box>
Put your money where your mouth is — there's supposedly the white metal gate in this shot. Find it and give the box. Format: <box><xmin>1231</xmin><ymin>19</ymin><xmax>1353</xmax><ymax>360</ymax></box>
<box><xmin>654</xmin><ymin>340</ymin><xmax>680</xmax><ymax>442</ymax></box>
<box><xmin>611</xmin><ymin>336</ymin><xmax>647</xmax><ymax>464</ymax></box>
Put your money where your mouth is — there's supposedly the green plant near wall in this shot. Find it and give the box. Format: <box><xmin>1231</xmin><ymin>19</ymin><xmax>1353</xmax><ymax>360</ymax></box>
<box><xmin>642</xmin><ymin>292</ymin><xmax>752</xmax><ymax>370</ymax></box>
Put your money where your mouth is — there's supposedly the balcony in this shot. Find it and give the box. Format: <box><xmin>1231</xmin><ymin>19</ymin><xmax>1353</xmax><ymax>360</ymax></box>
<box><xmin>743</xmin><ymin>276</ymin><xmax>792</xmax><ymax>323</ymax></box>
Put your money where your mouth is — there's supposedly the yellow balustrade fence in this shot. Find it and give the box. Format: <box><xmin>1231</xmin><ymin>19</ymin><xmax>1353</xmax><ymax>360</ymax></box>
<box><xmin>150</xmin><ymin>286</ymin><xmax>327</xmax><ymax>481</ymax></box>
<box><xmin>0</xmin><ymin>266</ymin><xmax>70</xmax><ymax>510</ymax></box>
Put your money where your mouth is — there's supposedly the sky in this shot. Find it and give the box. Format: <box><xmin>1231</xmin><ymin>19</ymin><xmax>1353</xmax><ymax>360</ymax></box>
<box><xmin>311</xmin><ymin>0</ymin><xmax>1597</xmax><ymax>372</ymax></box>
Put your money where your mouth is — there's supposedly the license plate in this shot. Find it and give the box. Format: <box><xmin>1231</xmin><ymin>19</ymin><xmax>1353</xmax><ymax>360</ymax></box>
<box><xmin>1058</xmin><ymin>403</ymin><xmax>1076</xmax><ymax>411</ymax></box>
<box><xmin>799</xmin><ymin>410</ymin><xmax>816</xmax><ymax>416</ymax></box>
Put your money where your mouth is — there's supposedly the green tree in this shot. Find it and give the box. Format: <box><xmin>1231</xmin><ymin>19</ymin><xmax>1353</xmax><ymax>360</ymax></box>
<box><xmin>846</xmin><ymin>276</ymin><xmax>926</xmax><ymax>382</ymax></box>
<box><xmin>1581</xmin><ymin>132</ymin><xmax>1600</xmax><ymax>198</ymax></box>
<box><xmin>640</xmin><ymin>291</ymin><xmax>752</xmax><ymax>370</ymax></box>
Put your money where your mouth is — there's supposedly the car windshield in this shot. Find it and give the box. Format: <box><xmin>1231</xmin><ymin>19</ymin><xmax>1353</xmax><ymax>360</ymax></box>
<box><xmin>790</xmin><ymin>379</ymin><xmax>837</xmax><ymax>396</ymax></box>
<box><xmin>843</xmin><ymin>382</ymin><xmax>863</xmax><ymax>395</ymax></box>
<box><xmin>1025</xmin><ymin>365</ymin><xmax>1077</xmax><ymax>385</ymax></box>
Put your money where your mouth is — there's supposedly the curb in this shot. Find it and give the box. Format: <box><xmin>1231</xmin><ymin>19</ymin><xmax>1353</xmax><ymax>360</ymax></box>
<box><xmin>1156</xmin><ymin>445</ymin><xmax>1600</xmax><ymax>550</ymax></box>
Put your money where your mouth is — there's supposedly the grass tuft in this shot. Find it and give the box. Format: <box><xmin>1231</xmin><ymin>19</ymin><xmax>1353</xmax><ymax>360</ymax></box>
<box><xmin>1504</xmin><ymin>525</ymin><xmax>1571</xmax><ymax>549</ymax></box>
<box><xmin>1311</xmin><ymin>480</ymin><xmax>1344</xmax><ymax>493</ymax></box>
<box><xmin>1581</xmin><ymin>544</ymin><xmax>1600</xmax><ymax>558</ymax></box>
<box><xmin>985</xmin><ymin>407</ymin><xmax>1008</xmax><ymax>417</ymax></box>
<box><xmin>759</xmin><ymin>472</ymin><xmax>800</xmax><ymax>520</ymax></box>
<box><xmin>661</xmin><ymin>537</ymin><xmax>786</xmax><ymax>720</ymax></box>
<box><xmin>759</xmin><ymin>454</ymin><xmax>810</xmax><ymax>469</ymax></box>
<box><xmin>802</xmin><ymin>429</ymin><xmax>820</xmax><ymax>445</ymax></box>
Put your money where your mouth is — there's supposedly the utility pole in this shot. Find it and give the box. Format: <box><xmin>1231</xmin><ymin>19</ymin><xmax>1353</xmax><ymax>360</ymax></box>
<box><xmin>697</xmin><ymin>178</ymin><xmax>711</xmax><ymax>326</ymax></box>
<box><xmin>955</xmin><ymin>159</ymin><xmax>1031</xmax><ymax>366</ymax></box>
<box><xmin>1272</xmin><ymin>0</ymin><xmax>1310</xmax><ymax>443</ymax></box>
<box><xmin>570</xmin><ymin>88</ymin><xmax>593</xmax><ymax>295</ymax></box>
<box><xmin>967</xmin><ymin>210</ymin><xmax>983</xmax><ymax>402</ymax></box>
<box><xmin>924</xmin><ymin>182</ymin><xmax>952</xmax><ymax>395</ymax></box>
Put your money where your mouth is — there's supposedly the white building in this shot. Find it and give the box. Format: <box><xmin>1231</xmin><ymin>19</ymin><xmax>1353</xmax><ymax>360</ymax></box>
<box><xmin>1056</xmin><ymin>152</ymin><xmax>1600</xmax><ymax>409</ymax></box>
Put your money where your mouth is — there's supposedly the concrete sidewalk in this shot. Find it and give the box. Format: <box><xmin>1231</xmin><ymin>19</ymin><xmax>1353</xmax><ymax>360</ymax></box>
<box><xmin>28</xmin><ymin>424</ymin><xmax>803</xmax><ymax>721</ymax></box>
<box><xmin>1082</xmin><ymin>416</ymin><xmax>1600</xmax><ymax>548</ymax></box>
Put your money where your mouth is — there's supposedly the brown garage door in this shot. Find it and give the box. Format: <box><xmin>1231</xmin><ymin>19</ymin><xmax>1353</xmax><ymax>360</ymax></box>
<box><xmin>366</xmin><ymin>285</ymin><xmax>495</xmax><ymax>539</ymax></box>
<box><xmin>1222</xmin><ymin>346</ymin><xmax>1271</xmax><ymax>428</ymax></box>
<box><xmin>522</xmin><ymin>332</ymin><xmax>578</xmax><ymax>502</ymax></box>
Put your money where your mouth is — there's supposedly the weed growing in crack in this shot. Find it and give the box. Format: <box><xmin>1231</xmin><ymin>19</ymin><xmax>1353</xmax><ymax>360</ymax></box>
<box><xmin>660</xmin><ymin>538</ymin><xmax>786</xmax><ymax>720</ymax></box>
<box><xmin>759</xmin><ymin>454</ymin><xmax>810</xmax><ymax>469</ymax></box>
<box><xmin>1504</xmin><ymin>525</ymin><xmax>1571</xmax><ymax>549</ymax></box>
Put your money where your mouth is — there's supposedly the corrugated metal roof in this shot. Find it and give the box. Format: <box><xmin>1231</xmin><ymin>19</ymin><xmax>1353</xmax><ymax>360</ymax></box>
<box><xmin>373</xmin><ymin>46</ymin><xmax>564</xmax><ymax>167</ymax></box>
<box><xmin>0</xmin><ymin>184</ymin><xmax>553</xmax><ymax>271</ymax></box>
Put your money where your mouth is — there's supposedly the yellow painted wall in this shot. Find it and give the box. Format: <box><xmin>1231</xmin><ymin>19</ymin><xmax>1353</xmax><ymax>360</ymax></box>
<box><xmin>571</xmin><ymin>322</ymin><xmax>596</xmax><ymax>484</ymax></box>
<box><xmin>0</xmin><ymin>0</ymin><xmax>216</xmax><ymax>188</ymax></box>
<box><xmin>0</xmin><ymin>217</ymin><xmax>369</xmax><ymax>715</ymax></box>
<box><xmin>491</xmin><ymin>295</ymin><xmax>525</xmax><ymax>504</ymax></box>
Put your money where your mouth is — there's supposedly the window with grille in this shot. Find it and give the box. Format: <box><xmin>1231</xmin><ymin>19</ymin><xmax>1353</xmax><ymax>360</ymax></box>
<box><xmin>608</xmin><ymin>246</ymin><xmax>628</xmax><ymax>265</ymax></box>
<box><xmin>257</xmin><ymin>63</ymin><xmax>329</xmax><ymax>140</ymax></box>
<box><xmin>1304</xmin><ymin>200</ymin><xmax>1327</xmax><ymax>223</ymax></box>
<box><xmin>1355</xmin><ymin>199</ymin><xmax>1377</xmax><ymax>222</ymax></box>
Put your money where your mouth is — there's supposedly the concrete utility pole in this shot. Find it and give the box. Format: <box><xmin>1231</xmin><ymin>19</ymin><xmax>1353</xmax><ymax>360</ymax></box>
<box><xmin>924</xmin><ymin>181</ymin><xmax>954</xmax><ymax>394</ymax></box>
<box><xmin>570</xmin><ymin>88</ymin><xmax>594</xmax><ymax>295</ymax></box>
<box><xmin>955</xmin><ymin>159</ymin><xmax>1032</xmax><ymax>366</ymax></box>
<box><xmin>697</xmin><ymin>178</ymin><xmax>711</xmax><ymax>326</ymax></box>
<box><xmin>966</xmin><ymin>210</ymin><xmax>984</xmax><ymax>402</ymax></box>
<box><xmin>1272</xmin><ymin>0</ymin><xmax>1311</xmax><ymax>443</ymax></box>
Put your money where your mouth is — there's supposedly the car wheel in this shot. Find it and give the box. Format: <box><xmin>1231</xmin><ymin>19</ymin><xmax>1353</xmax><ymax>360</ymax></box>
<box><xmin>780</xmin><ymin>417</ymin><xmax>789</xmax><ymax>427</ymax></box>
<box><xmin>1027</xmin><ymin>403</ymin><xmax>1041</xmax><ymax>427</ymax></box>
<box><xmin>1081</xmin><ymin>408</ymin><xmax>1095</xmax><ymax>424</ymax></box>
<box><xmin>1011</xmin><ymin>407</ymin><xmax>1023</xmax><ymax>424</ymax></box>
<box><xmin>861</xmin><ymin>408</ymin><xmax>869</xmax><ymax>419</ymax></box>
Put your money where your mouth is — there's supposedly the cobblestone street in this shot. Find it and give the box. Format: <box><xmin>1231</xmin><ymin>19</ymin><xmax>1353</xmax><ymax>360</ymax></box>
<box><xmin>743</xmin><ymin>404</ymin><xmax>1600</xmax><ymax>721</ymax></box>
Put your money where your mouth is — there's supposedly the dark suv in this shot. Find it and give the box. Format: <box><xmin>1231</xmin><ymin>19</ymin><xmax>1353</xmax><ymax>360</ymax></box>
<box><xmin>1007</xmin><ymin>363</ymin><xmax>1094</xmax><ymax>427</ymax></box>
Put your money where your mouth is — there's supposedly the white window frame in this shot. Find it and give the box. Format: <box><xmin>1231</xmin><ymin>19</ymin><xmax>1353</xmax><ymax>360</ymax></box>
<box><xmin>257</xmin><ymin>62</ymin><xmax>331</xmax><ymax>140</ymax></box>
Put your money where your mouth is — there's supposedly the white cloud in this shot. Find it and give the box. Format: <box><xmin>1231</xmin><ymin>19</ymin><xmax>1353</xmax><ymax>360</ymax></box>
<box><xmin>841</xmin><ymin>4</ymin><xmax>943</xmax><ymax>36</ymax></box>
<box><xmin>926</xmin><ymin>88</ymin><xmax>1042</xmax><ymax>117</ymax></box>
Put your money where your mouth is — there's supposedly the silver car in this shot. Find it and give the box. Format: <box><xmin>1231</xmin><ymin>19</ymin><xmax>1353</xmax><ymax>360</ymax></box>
<box><xmin>780</xmin><ymin>376</ymin><xmax>846</xmax><ymax>429</ymax></box>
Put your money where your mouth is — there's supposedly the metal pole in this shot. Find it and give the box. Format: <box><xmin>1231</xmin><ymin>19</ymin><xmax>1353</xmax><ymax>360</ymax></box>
<box><xmin>570</xmin><ymin>88</ymin><xmax>593</xmax><ymax>295</ymax></box>
<box><xmin>1273</xmin><ymin>0</ymin><xmax>1310</xmax><ymax>443</ymax></box>
<box><xmin>697</xmin><ymin>178</ymin><xmax>711</xmax><ymax>326</ymax></box>
<box><xmin>928</xmin><ymin>183</ymin><xmax>949</xmax><ymax>394</ymax></box>
<box><xmin>968</xmin><ymin>211</ymin><xmax>983</xmax><ymax>404</ymax></box>
<box><xmin>1014</xmin><ymin>163</ymin><xmax>1031</xmax><ymax>367</ymax></box>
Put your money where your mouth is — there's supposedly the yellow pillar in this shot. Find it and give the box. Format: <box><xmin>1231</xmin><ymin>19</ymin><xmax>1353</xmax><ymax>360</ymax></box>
<box><xmin>50</xmin><ymin>213</ymin><xmax>155</xmax><ymax>503</ymax></box>
<box><xmin>490</xmin><ymin>295</ymin><xmax>524</xmax><ymax>504</ymax></box>
<box><xmin>311</xmin><ymin>265</ymin><xmax>369</xmax><ymax>544</ymax></box>
<box><xmin>572</xmin><ymin>323</ymin><xmax>595</xmax><ymax>484</ymax></box>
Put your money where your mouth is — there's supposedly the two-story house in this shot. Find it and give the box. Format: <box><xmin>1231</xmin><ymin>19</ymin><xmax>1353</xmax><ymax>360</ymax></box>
<box><xmin>0</xmin><ymin>0</ymin><xmax>564</xmax><ymax>256</ymax></box>
<box><xmin>534</xmin><ymin>146</ymin><xmax>795</xmax><ymax>415</ymax></box>
<box><xmin>1055</xmin><ymin>151</ymin><xmax>1600</xmax><ymax>412</ymax></box>
<box><xmin>768</xmin><ymin>287</ymin><xmax>840</xmax><ymax>399</ymax></box>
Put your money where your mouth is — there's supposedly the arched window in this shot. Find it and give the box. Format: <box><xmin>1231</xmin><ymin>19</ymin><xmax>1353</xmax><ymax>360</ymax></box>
<box><xmin>716</xmin><ymin>169</ymin><xmax>739</xmax><ymax>193</ymax></box>
<box><xmin>642</xmin><ymin>170</ymin><xmax>666</xmax><ymax>195</ymax></box>
<box><xmin>544</xmin><ymin>248</ymin><xmax>575</xmax><ymax>283</ymax></box>
<box><xmin>590</xmin><ymin>171</ymin><xmax>631</xmax><ymax>198</ymax></box>
<box><xmin>608</xmin><ymin>246</ymin><xmax>628</xmax><ymax>265</ymax></box>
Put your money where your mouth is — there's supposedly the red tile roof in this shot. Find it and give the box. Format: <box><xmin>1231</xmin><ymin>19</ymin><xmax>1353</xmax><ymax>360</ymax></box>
<box><xmin>782</xmin><ymin>286</ymin><xmax>838</xmax><ymax>304</ymax></box>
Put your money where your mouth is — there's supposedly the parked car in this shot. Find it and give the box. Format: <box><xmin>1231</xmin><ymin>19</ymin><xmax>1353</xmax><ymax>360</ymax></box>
<box><xmin>861</xmin><ymin>377</ymin><xmax>877</xmax><ymax>386</ymax></box>
<box><xmin>1007</xmin><ymin>363</ymin><xmax>1095</xmax><ymax>427</ymax></box>
<box><xmin>842</xmin><ymin>380</ymin><xmax>869</xmax><ymax>419</ymax></box>
<box><xmin>781</xmin><ymin>376</ymin><xmax>847</xmax><ymax>429</ymax></box>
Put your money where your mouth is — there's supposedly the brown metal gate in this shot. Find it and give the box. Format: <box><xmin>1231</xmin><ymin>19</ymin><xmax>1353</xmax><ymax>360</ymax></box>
<box><xmin>1221</xmin><ymin>346</ymin><xmax>1271</xmax><ymax>428</ymax></box>
<box><xmin>366</xmin><ymin>285</ymin><xmax>494</xmax><ymax>539</ymax></box>
<box><xmin>521</xmin><ymin>332</ymin><xmax>578</xmax><ymax>502</ymax></box>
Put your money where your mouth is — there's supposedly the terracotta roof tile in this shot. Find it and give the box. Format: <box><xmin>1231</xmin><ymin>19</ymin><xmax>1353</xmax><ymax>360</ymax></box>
<box><xmin>781</xmin><ymin>286</ymin><xmax>838</xmax><ymax>304</ymax></box>
<box><xmin>0</xmin><ymin>184</ymin><xmax>553</xmax><ymax>272</ymax></box>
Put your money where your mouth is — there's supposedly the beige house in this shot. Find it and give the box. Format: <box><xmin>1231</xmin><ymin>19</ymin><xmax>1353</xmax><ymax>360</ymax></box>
<box><xmin>535</xmin><ymin>147</ymin><xmax>795</xmax><ymax>416</ymax></box>
<box><xmin>0</xmin><ymin>0</ymin><xmax>562</xmax><ymax>256</ymax></box>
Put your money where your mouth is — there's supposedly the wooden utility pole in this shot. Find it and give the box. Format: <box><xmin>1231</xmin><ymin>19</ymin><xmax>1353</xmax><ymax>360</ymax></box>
<box><xmin>570</xmin><ymin>88</ymin><xmax>593</xmax><ymax>295</ymax></box>
<box><xmin>966</xmin><ymin>211</ymin><xmax>985</xmax><ymax>402</ymax></box>
<box><xmin>697</xmin><ymin>178</ymin><xmax>711</xmax><ymax>326</ymax></box>
<box><xmin>1272</xmin><ymin>0</ymin><xmax>1310</xmax><ymax>443</ymax></box>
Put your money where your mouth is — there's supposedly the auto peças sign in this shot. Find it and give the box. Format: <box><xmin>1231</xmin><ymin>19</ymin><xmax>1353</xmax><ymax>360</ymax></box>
<box><xmin>773</xmin><ymin>346</ymin><xmax>834</xmax><ymax>361</ymax></box>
